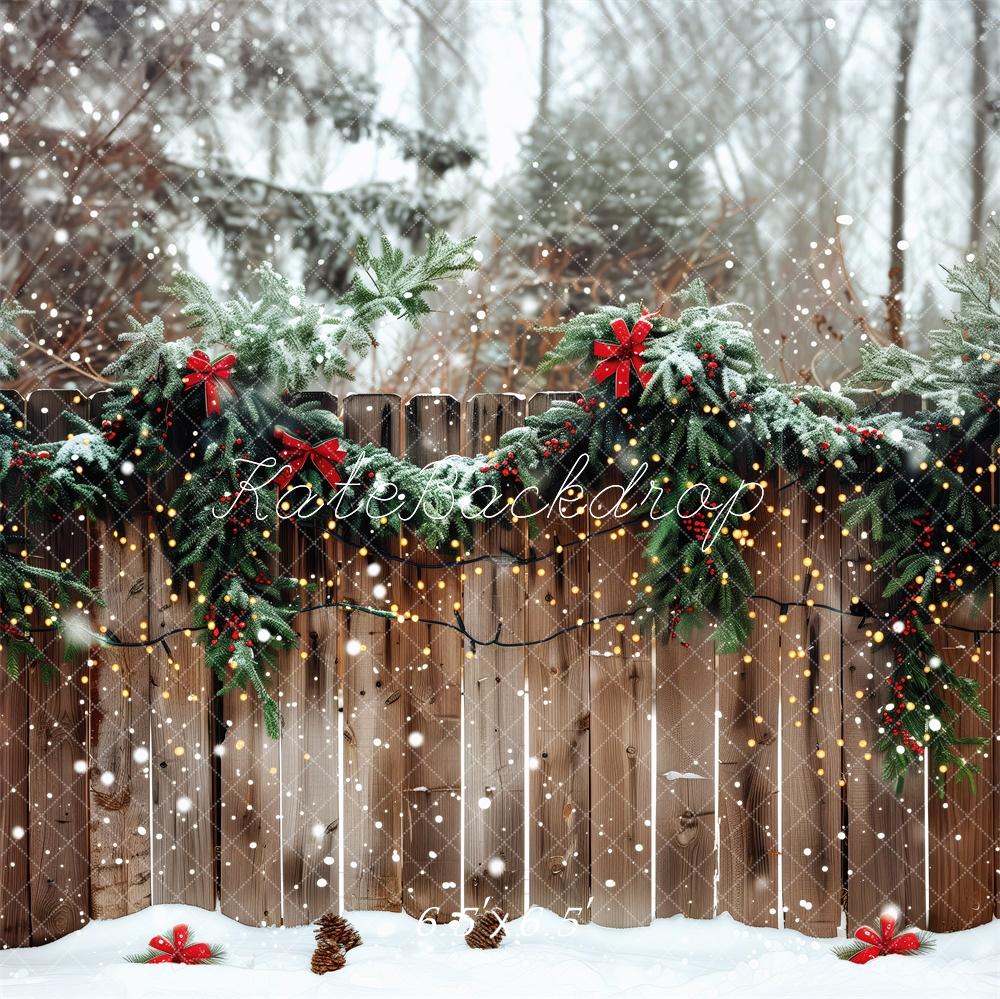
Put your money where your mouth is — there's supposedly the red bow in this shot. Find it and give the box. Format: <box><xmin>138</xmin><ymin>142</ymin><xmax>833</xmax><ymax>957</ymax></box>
<box><xmin>146</xmin><ymin>924</ymin><xmax>214</xmax><ymax>964</ymax></box>
<box><xmin>593</xmin><ymin>317</ymin><xmax>653</xmax><ymax>398</ymax></box>
<box><xmin>182</xmin><ymin>349</ymin><xmax>237</xmax><ymax>415</ymax></box>
<box><xmin>848</xmin><ymin>912</ymin><xmax>921</xmax><ymax>964</ymax></box>
<box><xmin>274</xmin><ymin>428</ymin><xmax>346</xmax><ymax>490</ymax></box>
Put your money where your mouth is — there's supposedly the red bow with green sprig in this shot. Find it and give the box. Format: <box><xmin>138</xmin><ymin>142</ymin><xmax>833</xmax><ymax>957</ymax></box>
<box><xmin>832</xmin><ymin>909</ymin><xmax>932</xmax><ymax>964</ymax></box>
<box><xmin>182</xmin><ymin>349</ymin><xmax>237</xmax><ymax>415</ymax></box>
<box><xmin>592</xmin><ymin>317</ymin><xmax>653</xmax><ymax>398</ymax></box>
<box><xmin>125</xmin><ymin>923</ymin><xmax>225</xmax><ymax>965</ymax></box>
<box><xmin>273</xmin><ymin>427</ymin><xmax>347</xmax><ymax>490</ymax></box>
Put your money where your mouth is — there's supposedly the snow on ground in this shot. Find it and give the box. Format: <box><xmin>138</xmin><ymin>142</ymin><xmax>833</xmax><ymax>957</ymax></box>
<box><xmin>1</xmin><ymin>904</ymin><xmax>997</xmax><ymax>999</ymax></box>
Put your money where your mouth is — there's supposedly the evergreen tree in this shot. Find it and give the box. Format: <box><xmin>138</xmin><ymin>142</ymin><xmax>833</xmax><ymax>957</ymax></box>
<box><xmin>481</xmin><ymin>107</ymin><xmax>737</xmax><ymax>386</ymax></box>
<box><xmin>853</xmin><ymin>237</ymin><xmax>1000</xmax><ymax>450</ymax></box>
<box><xmin>0</xmin><ymin>1</ymin><xmax>474</xmax><ymax>387</ymax></box>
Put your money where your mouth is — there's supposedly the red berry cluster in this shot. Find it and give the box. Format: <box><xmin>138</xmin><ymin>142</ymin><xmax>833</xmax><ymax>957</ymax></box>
<box><xmin>838</xmin><ymin>423</ymin><xmax>885</xmax><ymax>443</ymax></box>
<box><xmin>205</xmin><ymin>604</ymin><xmax>252</xmax><ymax>654</ymax></box>
<box><xmin>541</xmin><ymin>420</ymin><xmax>578</xmax><ymax>459</ymax></box>
<box><xmin>0</xmin><ymin>616</ymin><xmax>26</xmax><ymax>640</ymax></box>
<box><xmin>889</xmin><ymin>612</ymin><xmax>919</xmax><ymax>637</ymax></box>
<box><xmin>921</xmin><ymin>419</ymin><xmax>953</xmax><ymax>434</ymax></box>
<box><xmin>680</xmin><ymin>508</ymin><xmax>710</xmax><ymax>543</ymax></box>
<box><xmin>665</xmin><ymin>603</ymin><xmax>697</xmax><ymax>644</ymax></box>
<box><xmin>7</xmin><ymin>441</ymin><xmax>50</xmax><ymax>467</ymax></box>
<box><xmin>219</xmin><ymin>491</ymin><xmax>256</xmax><ymax>535</ymax></box>
<box><xmin>101</xmin><ymin>417</ymin><xmax>122</xmax><ymax>442</ymax></box>
<box><xmin>880</xmin><ymin>676</ymin><xmax>924</xmax><ymax>756</ymax></box>
<box><xmin>694</xmin><ymin>342</ymin><xmax>721</xmax><ymax>380</ymax></box>
<box><xmin>480</xmin><ymin>451</ymin><xmax>521</xmax><ymax>483</ymax></box>
<box><xmin>679</xmin><ymin>374</ymin><xmax>697</xmax><ymax>394</ymax></box>
<box><xmin>975</xmin><ymin>391</ymin><xmax>995</xmax><ymax>413</ymax></box>
<box><xmin>574</xmin><ymin>396</ymin><xmax>599</xmax><ymax>414</ymax></box>
<box><xmin>933</xmin><ymin>566</ymin><xmax>963</xmax><ymax>593</ymax></box>
<box><xmin>910</xmin><ymin>512</ymin><xmax>937</xmax><ymax>550</ymax></box>
<box><xmin>728</xmin><ymin>390</ymin><xmax>754</xmax><ymax>413</ymax></box>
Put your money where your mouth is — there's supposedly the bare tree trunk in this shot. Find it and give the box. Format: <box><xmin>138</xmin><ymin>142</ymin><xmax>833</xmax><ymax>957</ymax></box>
<box><xmin>969</xmin><ymin>0</ymin><xmax>990</xmax><ymax>253</ymax></box>
<box><xmin>886</xmin><ymin>2</ymin><xmax>921</xmax><ymax>346</ymax></box>
<box><xmin>789</xmin><ymin>15</ymin><xmax>837</xmax><ymax>253</ymax></box>
<box><xmin>538</xmin><ymin>0</ymin><xmax>552</xmax><ymax>122</ymax></box>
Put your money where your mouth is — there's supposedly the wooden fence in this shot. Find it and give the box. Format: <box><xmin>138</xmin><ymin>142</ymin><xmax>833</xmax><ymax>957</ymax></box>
<box><xmin>0</xmin><ymin>390</ymin><xmax>996</xmax><ymax>948</ymax></box>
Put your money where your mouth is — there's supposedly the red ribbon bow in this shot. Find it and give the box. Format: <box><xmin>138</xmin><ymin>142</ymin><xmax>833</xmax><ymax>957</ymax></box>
<box><xmin>593</xmin><ymin>317</ymin><xmax>653</xmax><ymax>398</ymax></box>
<box><xmin>182</xmin><ymin>349</ymin><xmax>237</xmax><ymax>415</ymax></box>
<box><xmin>146</xmin><ymin>924</ymin><xmax>214</xmax><ymax>964</ymax></box>
<box><xmin>274</xmin><ymin>428</ymin><xmax>346</xmax><ymax>490</ymax></box>
<box><xmin>849</xmin><ymin>912</ymin><xmax>921</xmax><ymax>964</ymax></box>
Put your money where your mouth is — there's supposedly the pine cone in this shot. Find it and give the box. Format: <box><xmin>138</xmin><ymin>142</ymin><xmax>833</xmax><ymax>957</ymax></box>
<box><xmin>465</xmin><ymin>909</ymin><xmax>507</xmax><ymax>950</ymax></box>
<box><xmin>310</xmin><ymin>941</ymin><xmax>346</xmax><ymax>975</ymax></box>
<box><xmin>314</xmin><ymin>911</ymin><xmax>362</xmax><ymax>952</ymax></box>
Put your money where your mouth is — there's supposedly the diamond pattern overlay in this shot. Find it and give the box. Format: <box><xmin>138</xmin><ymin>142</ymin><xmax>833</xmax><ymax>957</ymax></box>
<box><xmin>0</xmin><ymin>0</ymin><xmax>996</xmax><ymax>952</ymax></box>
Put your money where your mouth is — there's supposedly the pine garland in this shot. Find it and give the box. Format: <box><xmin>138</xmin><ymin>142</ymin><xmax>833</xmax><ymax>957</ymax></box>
<box><xmin>0</xmin><ymin>232</ymin><xmax>995</xmax><ymax>795</ymax></box>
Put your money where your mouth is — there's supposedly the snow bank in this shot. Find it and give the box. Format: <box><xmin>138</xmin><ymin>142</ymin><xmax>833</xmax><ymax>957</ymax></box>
<box><xmin>1</xmin><ymin>904</ymin><xmax>997</xmax><ymax>998</ymax></box>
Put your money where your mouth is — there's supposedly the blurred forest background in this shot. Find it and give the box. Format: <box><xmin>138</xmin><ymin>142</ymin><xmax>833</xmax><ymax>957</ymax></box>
<box><xmin>0</xmin><ymin>0</ymin><xmax>996</xmax><ymax>394</ymax></box>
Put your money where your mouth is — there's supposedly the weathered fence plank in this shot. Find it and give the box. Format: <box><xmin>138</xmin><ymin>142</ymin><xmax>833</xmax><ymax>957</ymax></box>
<box><xmin>217</xmin><ymin>406</ymin><xmax>282</xmax><ymax>927</ymax></box>
<box><xmin>0</xmin><ymin>670</ymin><xmax>29</xmax><ymax>947</ymax></box>
<box><xmin>588</xmin><ymin>457</ymin><xmax>653</xmax><ymax>928</ymax></box>
<box><xmin>147</xmin><ymin>470</ymin><xmax>216</xmax><ymax>909</ymax></box>
<box><xmin>219</xmin><ymin>687</ymin><xmax>281</xmax><ymax>925</ymax></box>
<box><xmin>0</xmin><ymin>392</ymin><xmax>31</xmax><ymax>947</ymax></box>
<box><xmin>87</xmin><ymin>517</ymin><xmax>152</xmax><ymax>919</ymax></box>
<box><xmin>717</xmin><ymin>476</ymin><xmax>779</xmax><ymax>927</ymax></box>
<box><xmin>655</xmin><ymin>626</ymin><xmax>715</xmax><ymax>920</ymax></box>
<box><xmin>86</xmin><ymin>392</ymin><xmax>151</xmax><ymax>920</ymax></box>
<box><xmin>399</xmin><ymin>394</ymin><xmax>464</xmax><ymax>923</ymax></box>
<box><xmin>927</xmin><ymin>593</ymin><xmax>994</xmax><ymax>930</ymax></box>
<box><xmin>341</xmin><ymin>394</ymin><xmax>404</xmax><ymax>911</ymax></box>
<box><xmin>841</xmin><ymin>534</ymin><xmax>926</xmax><ymax>930</ymax></box>
<box><xmin>842</xmin><ymin>394</ymin><xmax>926</xmax><ymax>931</ymax></box>
<box><xmin>779</xmin><ymin>471</ymin><xmax>843</xmax><ymax>936</ymax></box>
<box><xmin>278</xmin><ymin>391</ymin><xmax>340</xmax><ymax>926</ymax></box>
<box><xmin>463</xmin><ymin>394</ymin><xmax>527</xmax><ymax>920</ymax></box>
<box><xmin>925</xmin><ymin>450</ymin><xmax>995</xmax><ymax>929</ymax></box>
<box><xmin>525</xmin><ymin>392</ymin><xmax>591</xmax><ymax>922</ymax></box>
<box><xmin>25</xmin><ymin>389</ymin><xmax>90</xmax><ymax>943</ymax></box>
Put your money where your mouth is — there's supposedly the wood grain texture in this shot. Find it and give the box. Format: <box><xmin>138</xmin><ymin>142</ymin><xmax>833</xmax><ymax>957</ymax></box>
<box><xmin>86</xmin><ymin>392</ymin><xmax>151</xmax><ymax>920</ymax></box>
<box><xmin>399</xmin><ymin>394</ymin><xmax>463</xmax><ymax>922</ymax></box>
<box><xmin>147</xmin><ymin>512</ymin><xmax>216</xmax><ymax>909</ymax></box>
<box><xmin>219</xmin><ymin>683</ymin><xmax>282</xmax><ymax>925</ymax></box>
<box><xmin>526</xmin><ymin>393</ymin><xmax>590</xmax><ymax>922</ymax></box>
<box><xmin>927</xmin><ymin>576</ymin><xmax>993</xmax><ymax>929</ymax></box>
<box><xmin>842</xmin><ymin>393</ymin><xmax>925</xmax><ymax>931</ymax></box>
<box><xmin>278</xmin><ymin>391</ymin><xmax>340</xmax><ymax>927</ymax></box>
<box><xmin>463</xmin><ymin>394</ymin><xmax>527</xmax><ymax>920</ymax></box>
<box><xmin>0</xmin><ymin>392</ymin><xmax>31</xmax><ymax>947</ymax></box>
<box><xmin>588</xmin><ymin>456</ymin><xmax>652</xmax><ymax>928</ymax></box>
<box><xmin>87</xmin><ymin>516</ymin><xmax>152</xmax><ymax>919</ymax></box>
<box><xmin>340</xmin><ymin>394</ymin><xmax>404</xmax><ymax>911</ymax></box>
<box><xmin>655</xmin><ymin>625</ymin><xmax>715</xmax><ymax>920</ymax></box>
<box><xmin>25</xmin><ymin>389</ymin><xmax>91</xmax><ymax>943</ymax></box>
<box><xmin>841</xmin><ymin>535</ymin><xmax>925</xmax><ymax>930</ymax></box>
<box><xmin>717</xmin><ymin>476</ymin><xmax>779</xmax><ymax>927</ymax></box>
<box><xmin>779</xmin><ymin>470</ymin><xmax>842</xmax><ymax>936</ymax></box>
